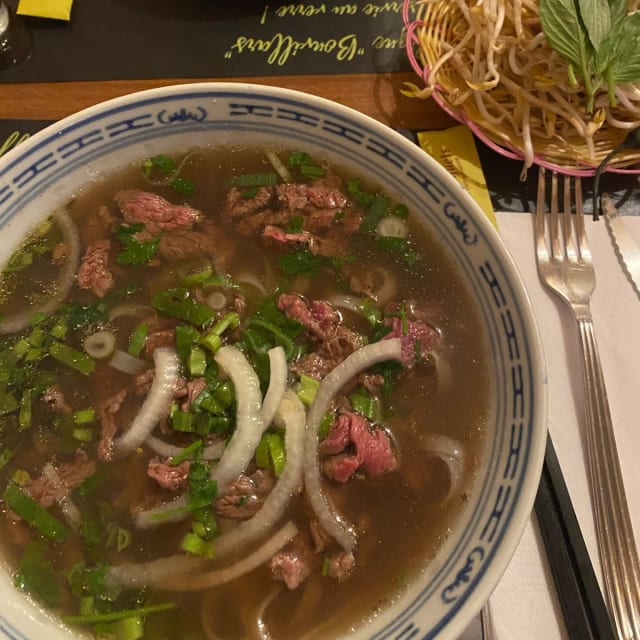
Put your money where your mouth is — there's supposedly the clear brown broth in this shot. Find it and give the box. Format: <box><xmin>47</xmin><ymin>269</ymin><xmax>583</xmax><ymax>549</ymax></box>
<box><xmin>0</xmin><ymin>146</ymin><xmax>489</xmax><ymax>639</ymax></box>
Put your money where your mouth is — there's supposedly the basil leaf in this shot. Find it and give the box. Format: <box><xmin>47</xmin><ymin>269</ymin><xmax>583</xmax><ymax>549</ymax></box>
<box><xmin>577</xmin><ymin>0</ymin><xmax>611</xmax><ymax>49</ymax></box>
<box><xmin>608</xmin><ymin>13</ymin><xmax>640</xmax><ymax>84</ymax></box>
<box><xmin>540</xmin><ymin>0</ymin><xmax>591</xmax><ymax>68</ymax></box>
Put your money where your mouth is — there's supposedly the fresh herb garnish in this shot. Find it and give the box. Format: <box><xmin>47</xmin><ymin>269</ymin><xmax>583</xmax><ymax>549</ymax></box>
<box><xmin>14</xmin><ymin>541</ymin><xmax>60</xmax><ymax>607</ymax></box>
<box><xmin>115</xmin><ymin>224</ymin><xmax>161</xmax><ymax>266</ymax></box>
<box><xmin>540</xmin><ymin>0</ymin><xmax>640</xmax><ymax>112</ymax></box>
<box><xmin>278</xmin><ymin>249</ymin><xmax>323</xmax><ymax>276</ymax></box>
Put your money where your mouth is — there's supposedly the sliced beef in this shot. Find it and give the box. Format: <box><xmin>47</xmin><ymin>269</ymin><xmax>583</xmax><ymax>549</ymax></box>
<box><xmin>147</xmin><ymin>458</ymin><xmax>190</xmax><ymax>491</ymax></box>
<box><xmin>290</xmin><ymin>352</ymin><xmax>337</xmax><ymax>380</ymax></box>
<box><xmin>262</xmin><ymin>225</ymin><xmax>313</xmax><ymax>248</ymax></box>
<box><xmin>235</xmin><ymin>208</ymin><xmax>293</xmax><ymax>237</ymax></box>
<box><xmin>275</xmin><ymin>183</ymin><xmax>347</xmax><ymax>211</ymax></box>
<box><xmin>320</xmin><ymin>324</ymin><xmax>363</xmax><ymax>362</ymax></box>
<box><xmin>41</xmin><ymin>385</ymin><xmax>72</xmax><ymax>414</ymax></box>
<box><xmin>115</xmin><ymin>190</ymin><xmax>202</xmax><ymax>235</ymax></box>
<box><xmin>224</xmin><ymin>186</ymin><xmax>274</xmax><ymax>219</ymax></box>
<box><xmin>25</xmin><ymin>451</ymin><xmax>96</xmax><ymax>508</ymax></box>
<box><xmin>350</xmin><ymin>415</ymin><xmax>397</xmax><ymax>477</ymax></box>
<box><xmin>157</xmin><ymin>220</ymin><xmax>228</xmax><ymax>262</ymax></box>
<box><xmin>270</xmin><ymin>535</ymin><xmax>314</xmax><ymax>590</ymax></box>
<box><xmin>77</xmin><ymin>239</ymin><xmax>114</xmax><ymax>298</ymax></box>
<box><xmin>318</xmin><ymin>412</ymin><xmax>352</xmax><ymax>455</ymax></box>
<box><xmin>135</xmin><ymin>368</ymin><xmax>155</xmax><ymax>396</ymax></box>
<box><xmin>323</xmin><ymin>453</ymin><xmax>360</xmax><ymax>483</ymax></box>
<box><xmin>180</xmin><ymin>377</ymin><xmax>207</xmax><ymax>412</ymax></box>
<box><xmin>326</xmin><ymin>551</ymin><xmax>356</xmax><ymax>581</ymax></box>
<box><xmin>143</xmin><ymin>328</ymin><xmax>176</xmax><ymax>358</ymax></box>
<box><xmin>383</xmin><ymin>317</ymin><xmax>440</xmax><ymax>368</ymax></box>
<box><xmin>278</xmin><ymin>294</ymin><xmax>339</xmax><ymax>341</ymax></box>
<box><xmin>321</xmin><ymin>411</ymin><xmax>397</xmax><ymax>482</ymax></box>
<box><xmin>97</xmin><ymin>389</ymin><xmax>127</xmax><ymax>462</ymax></box>
<box><xmin>214</xmin><ymin>469</ymin><xmax>275</xmax><ymax>520</ymax></box>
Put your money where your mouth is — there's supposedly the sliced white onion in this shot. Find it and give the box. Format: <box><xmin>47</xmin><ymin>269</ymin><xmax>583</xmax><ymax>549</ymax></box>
<box><xmin>421</xmin><ymin>433</ymin><xmax>465</xmax><ymax>500</ymax></box>
<box><xmin>369</xmin><ymin>267</ymin><xmax>397</xmax><ymax>306</ymax></box>
<box><xmin>215</xmin><ymin>390</ymin><xmax>305</xmax><ymax>559</ymax></box>
<box><xmin>260</xmin><ymin>346</ymin><xmax>287</xmax><ymax>427</ymax></box>
<box><xmin>122</xmin><ymin>392</ymin><xmax>305</xmax><ymax>586</ymax></box>
<box><xmin>376</xmin><ymin>216</ymin><xmax>409</xmax><ymax>239</ymax></box>
<box><xmin>327</xmin><ymin>294</ymin><xmax>365</xmax><ymax>316</ymax></box>
<box><xmin>0</xmin><ymin>208</ymin><xmax>81</xmax><ymax>335</ymax></box>
<box><xmin>145</xmin><ymin>434</ymin><xmax>226</xmax><ymax>461</ymax></box>
<box><xmin>266</xmin><ymin>150</ymin><xmax>293</xmax><ymax>183</ymax></box>
<box><xmin>205</xmin><ymin>291</ymin><xmax>228</xmax><ymax>311</ymax></box>
<box><xmin>113</xmin><ymin>348</ymin><xmax>180</xmax><ymax>456</ymax></box>
<box><xmin>211</xmin><ymin>345</ymin><xmax>267</xmax><ymax>494</ymax></box>
<box><xmin>157</xmin><ymin>521</ymin><xmax>298</xmax><ymax>591</ymax></box>
<box><xmin>431</xmin><ymin>350</ymin><xmax>454</xmax><ymax>394</ymax></box>
<box><xmin>305</xmin><ymin>338</ymin><xmax>402</xmax><ymax>552</ymax></box>
<box><xmin>109</xmin><ymin>304</ymin><xmax>155</xmax><ymax>322</ymax></box>
<box><xmin>42</xmin><ymin>463</ymin><xmax>82</xmax><ymax>532</ymax></box>
<box><xmin>235</xmin><ymin>273</ymin><xmax>268</xmax><ymax>297</ymax></box>
<box><xmin>83</xmin><ymin>330</ymin><xmax>116</xmax><ymax>359</ymax></box>
<box><xmin>109</xmin><ymin>349</ymin><xmax>147</xmax><ymax>375</ymax></box>
<box><xmin>135</xmin><ymin>345</ymin><xmax>266</xmax><ymax>529</ymax></box>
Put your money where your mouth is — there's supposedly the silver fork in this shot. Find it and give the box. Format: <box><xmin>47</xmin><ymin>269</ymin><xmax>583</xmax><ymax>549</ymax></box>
<box><xmin>535</xmin><ymin>168</ymin><xmax>640</xmax><ymax>639</ymax></box>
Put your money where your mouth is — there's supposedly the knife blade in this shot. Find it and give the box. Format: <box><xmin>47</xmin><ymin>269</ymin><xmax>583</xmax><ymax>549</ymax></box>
<box><xmin>602</xmin><ymin>195</ymin><xmax>640</xmax><ymax>300</ymax></box>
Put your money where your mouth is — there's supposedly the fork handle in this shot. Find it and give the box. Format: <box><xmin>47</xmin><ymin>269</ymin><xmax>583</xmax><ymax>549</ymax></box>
<box><xmin>577</xmin><ymin>312</ymin><xmax>640</xmax><ymax>640</ymax></box>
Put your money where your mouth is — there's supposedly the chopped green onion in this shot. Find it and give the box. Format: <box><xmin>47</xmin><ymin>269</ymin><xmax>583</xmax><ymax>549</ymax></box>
<box><xmin>14</xmin><ymin>542</ymin><xmax>60</xmax><ymax>607</ymax></box>
<box><xmin>151</xmin><ymin>288</ymin><xmax>214</xmax><ymax>327</ymax></box>
<box><xmin>61</xmin><ymin>602</ymin><xmax>177</xmax><ymax>625</ymax></box>
<box><xmin>321</xmin><ymin>556</ymin><xmax>330</xmax><ymax>577</ymax></box>
<box><xmin>181</xmin><ymin>264</ymin><xmax>214</xmax><ymax>286</ymax></box>
<box><xmin>79</xmin><ymin>596</ymin><xmax>95</xmax><ymax>616</ymax></box>
<box><xmin>349</xmin><ymin>392</ymin><xmax>382</xmax><ymax>422</ymax></box>
<box><xmin>116</xmin><ymin>527</ymin><xmax>131</xmax><ymax>552</ymax></box>
<box><xmin>73</xmin><ymin>408</ymin><xmax>96</xmax><ymax>425</ymax></box>
<box><xmin>72</xmin><ymin>427</ymin><xmax>94</xmax><ymax>442</ymax></box>
<box><xmin>188</xmin><ymin>346</ymin><xmax>207</xmax><ymax>376</ymax></box>
<box><xmin>181</xmin><ymin>531</ymin><xmax>215</xmax><ymax>558</ymax></box>
<box><xmin>0</xmin><ymin>391</ymin><xmax>18</xmax><ymax>415</ymax></box>
<box><xmin>50</xmin><ymin>319</ymin><xmax>68</xmax><ymax>339</ymax></box>
<box><xmin>18</xmin><ymin>389</ymin><xmax>32</xmax><ymax>431</ymax></box>
<box><xmin>230</xmin><ymin>172</ymin><xmax>279</xmax><ymax>188</ymax></box>
<box><xmin>300</xmin><ymin>164</ymin><xmax>325</xmax><ymax>177</ymax></box>
<box><xmin>127</xmin><ymin>323</ymin><xmax>148</xmax><ymax>358</ymax></box>
<box><xmin>245</xmin><ymin>318</ymin><xmax>295</xmax><ymax>358</ymax></box>
<box><xmin>175</xmin><ymin>324</ymin><xmax>200</xmax><ymax>362</ymax></box>
<box><xmin>171</xmin><ymin>439</ymin><xmax>203</xmax><ymax>466</ymax></box>
<box><xmin>12</xmin><ymin>469</ymin><xmax>30</xmax><ymax>485</ymax></box>
<box><xmin>3</xmin><ymin>483</ymin><xmax>69</xmax><ymax>542</ymax></box>
<box><xmin>143</xmin><ymin>154</ymin><xmax>176</xmax><ymax>176</ymax></box>
<box><xmin>319</xmin><ymin>412</ymin><xmax>333</xmax><ymax>440</ymax></box>
<box><xmin>256</xmin><ymin>431</ymin><xmax>286</xmax><ymax>477</ymax></box>
<box><xmin>297</xmin><ymin>374</ymin><xmax>320</xmax><ymax>406</ymax></box>
<box><xmin>49</xmin><ymin>341</ymin><xmax>96</xmax><ymax>376</ymax></box>
<box><xmin>278</xmin><ymin>249</ymin><xmax>323</xmax><ymax>277</ymax></box>
<box><xmin>171</xmin><ymin>411</ymin><xmax>194</xmax><ymax>433</ymax></box>
<box><xmin>201</xmin><ymin>312</ymin><xmax>240</xmax><ymax>353</ymax></box>
<box><xmin>0</xmin><ymin>448</ymin><xmax>15</xmax><ymax>471</ymax></box>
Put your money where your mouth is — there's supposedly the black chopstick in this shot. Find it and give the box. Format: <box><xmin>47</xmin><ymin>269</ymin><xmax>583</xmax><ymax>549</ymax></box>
<box><xmin>534</xmin><ymin>434</ymin><xmax>615</xmax><ymax>640</ymax></box>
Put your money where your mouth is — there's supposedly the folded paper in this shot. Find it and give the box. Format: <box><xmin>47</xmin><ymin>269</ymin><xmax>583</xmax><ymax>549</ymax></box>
<box><xmin>17</xmin><ymin>0</ymin><xmax>73</xmax><ymax>21</ymax></box>
<box><xmin>418</xmin><ymin>126</ymin><xmax>496</xmax><ymax>228</ymax></box>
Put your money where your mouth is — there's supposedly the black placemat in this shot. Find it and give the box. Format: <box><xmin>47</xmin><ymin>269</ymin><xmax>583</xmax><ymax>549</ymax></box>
<box><xmin>0</xmin><ymin>0</ymin><xmax>412</xmax><ymax>83</ymax></box>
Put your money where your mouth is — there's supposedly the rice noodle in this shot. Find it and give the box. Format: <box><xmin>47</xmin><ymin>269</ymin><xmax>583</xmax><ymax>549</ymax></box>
<box><xmin>156</xmin><ymin>521</ymin><xmax>298</xmax><ymax>591</ymax></box>
<box><xmin>145</xmin><ymin>434</ymin><xmax>226</xmax><ymax>461</ymax></box>
<box><xmin>113</xmin><ymin>347</ymin><xmax>180</xmax><ymax>456</ymax></box>
<box><xmin>260</xmin><ymin>346</ymin><xmax>287</xmax><ymax>427</ymax></box>
<box><xmin>0</xmin><ymin>208</ymin><xmax>80</xmax><ymax>335</ymax></box>
<box><xmin>266</xmin><ymin>150</ymin><xmax>293</xmax><ymax>183</ymax></box>
<box><xmin>305</xmin><ymin>338</ymin><xmax>402</xmax><ymax>552</ymax></box>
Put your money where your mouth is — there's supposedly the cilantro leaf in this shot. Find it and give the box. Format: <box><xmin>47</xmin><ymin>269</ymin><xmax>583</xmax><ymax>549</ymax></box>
<box><xmin>115</xmin><ymin>224</ymin><xmax>161</xmax><ymax>265</ymax></box>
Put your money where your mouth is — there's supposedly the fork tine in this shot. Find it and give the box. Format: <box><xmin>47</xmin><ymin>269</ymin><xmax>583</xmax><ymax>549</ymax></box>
<box><xmin>549</xmin><ymin>171</ymin><xmax>562</xmax><ymax>260</ymax></box>
<box><xmin>572</xmin><ymin>178</ymin><xmax>591</xmax><ymax>264</ymax></box>
<box><xmin>535</xmin><ymin>168</ymin><xmax>548</xmax><ymax>261</ymax></box>
<box><xmin>562</xmin><ymin>176</ymin><xmax>577</xmax><ymax>263</ymax></box>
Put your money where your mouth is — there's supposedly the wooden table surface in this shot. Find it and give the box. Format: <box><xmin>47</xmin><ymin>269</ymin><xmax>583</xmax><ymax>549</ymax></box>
<box><xmin>0</xmin><ymin>72</ymin><xmax>455</xmax><ymax>131</ymax></box>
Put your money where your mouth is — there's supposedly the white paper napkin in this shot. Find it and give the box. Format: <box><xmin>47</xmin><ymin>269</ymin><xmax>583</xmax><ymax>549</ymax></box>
<box><xmin>488</xmin><ymin>212</ymin><xmax>640</xmax><ymax>639</ymax></box>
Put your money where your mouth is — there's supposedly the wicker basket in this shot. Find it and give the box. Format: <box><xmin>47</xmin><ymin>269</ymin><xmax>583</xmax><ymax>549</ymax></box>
<box><xmin>403</xmin><ymin>0</ymin><xmax>640</xmax><ymax>176</ymax></box>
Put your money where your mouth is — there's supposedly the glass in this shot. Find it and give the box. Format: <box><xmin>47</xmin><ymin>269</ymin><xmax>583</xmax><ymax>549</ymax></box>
<box><xmin>0</xmin><ymin>1</ymin><xmax>32</xmax><ymax>70</ymax></box>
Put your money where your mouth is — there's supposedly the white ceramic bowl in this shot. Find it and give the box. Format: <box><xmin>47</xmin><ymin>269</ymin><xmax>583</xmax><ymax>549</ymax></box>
<box><xmin>0</xmin><ymin>83</ymin><xmax>546</xmax><ymax>640</ymax></box>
